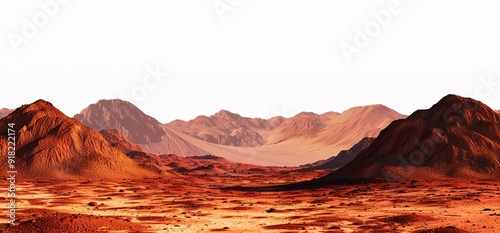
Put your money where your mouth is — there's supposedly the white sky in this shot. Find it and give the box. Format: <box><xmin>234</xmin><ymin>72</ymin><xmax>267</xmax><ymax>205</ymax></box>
<box><xmin>1</xmin><ymin>0</ymin><xmax>500</xmax><ymax>123</ymax></box>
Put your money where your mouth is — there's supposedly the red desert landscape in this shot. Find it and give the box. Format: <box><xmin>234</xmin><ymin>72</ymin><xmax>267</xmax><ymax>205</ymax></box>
<box><xmin>1</xmin><ymin>94</ymin><xmax>500</xmax><ymax>232</ymax></box>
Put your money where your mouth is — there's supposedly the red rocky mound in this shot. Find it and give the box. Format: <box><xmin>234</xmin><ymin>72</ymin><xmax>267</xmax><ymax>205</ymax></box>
<box><xmin>0</xmin><ymin>100</ymin><xmax>154</xmax><ymax>179</ymax></box>
<box><xmin>321</xmin><ymin>94</ymin><xmax>500</xmax><ymax>181</ymax></box>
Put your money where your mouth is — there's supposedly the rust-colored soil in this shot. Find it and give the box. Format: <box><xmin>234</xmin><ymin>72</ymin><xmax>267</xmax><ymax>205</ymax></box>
<box><xmin>2</xmin><ymin>173</ymin><xmax>499</xmax><ymax>232</ymax></box>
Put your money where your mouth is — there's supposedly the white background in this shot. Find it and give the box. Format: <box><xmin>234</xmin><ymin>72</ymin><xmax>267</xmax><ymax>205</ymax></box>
<box><xmin>1</xmin><ymin>0</ymin><xmax>499</xmax><ymax>122</ymax></box>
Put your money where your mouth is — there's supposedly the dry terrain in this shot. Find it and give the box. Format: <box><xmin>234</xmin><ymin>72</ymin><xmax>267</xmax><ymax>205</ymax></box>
<box><xmin>1</xmin><ymin>173</ymin><xmax>499</xmax><ymax>232</ymax></box>
<box><xmin>1</xmin><ymin>96</ymin><xmax>499</xmax><ymax>232</ymax></box>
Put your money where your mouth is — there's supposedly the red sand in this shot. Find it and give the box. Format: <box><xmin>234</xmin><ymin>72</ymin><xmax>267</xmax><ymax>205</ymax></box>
<box><xmin>1</xmin><ymin>174</ymin><xmax>499</xmax><ymax>232</ymax></box>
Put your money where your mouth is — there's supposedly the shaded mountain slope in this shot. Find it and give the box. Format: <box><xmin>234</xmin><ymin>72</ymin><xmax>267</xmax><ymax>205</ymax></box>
<box><xmin>319</xmin><ymin>94</ymin><xmax>500</xmax><ymax>181</ymax></box>
<box><xmin>298</xmin><ymin>137</ymin><xmax>374</xmax><ymax>171</ymax></box>
<box><xmin>75</xmin><ymin>100</ymin><xmax>208</xmax><ymax>156</ymax></box>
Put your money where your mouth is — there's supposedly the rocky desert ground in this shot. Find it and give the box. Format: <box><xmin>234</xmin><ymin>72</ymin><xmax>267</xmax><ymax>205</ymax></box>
<box><xmin>2</xmin><ymin>172</ymin><xmax>500</xmax><ymax>233</ymax></box>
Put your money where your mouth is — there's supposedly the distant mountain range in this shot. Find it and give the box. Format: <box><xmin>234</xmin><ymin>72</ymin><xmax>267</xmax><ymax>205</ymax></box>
<box><xmin>169</xmin><ymin>105</ymin><xmax>403</xmax><ymax>148</ymax></box>
<box><xmin>74</xmin><ymin>100</ymin><xmax>404</xmax><ymax>165</ymax></box>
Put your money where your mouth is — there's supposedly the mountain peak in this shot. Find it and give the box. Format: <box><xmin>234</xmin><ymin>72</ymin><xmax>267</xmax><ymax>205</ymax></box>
<box><xmin>216</xmin><ymin>109</ymin><xmax>232</xmax><ymax>114</ymax></box>
<box><xmin>296</xmin><ymin>111</ymin><xmax>319</xmax><ymax>118</ymax></box>
<box><xmin>268</xmin><ymin>112</ymin><xmax>324</xmax><ymax>143</ymax></box>
<box><xmin>168</xmin><ymin>109</ymin><xmax>282</xmax><ymax>147</ymax></box>
<box><xmin>440</xmin><ymin>94</ymin><xmax>466</xmax><ymax>103</ymax></box>
<box><xmin>213</xmin><ymin>109</ymin><xmax>241</xmax><ymax>120</ymax></box>
<box><xmin>19</xmin><ymin>99</ymin><xmax>60</xmax><ymax>113</ymax></box>
<box><xmin>95</xmin><ymin>99</ymin><xmax>134</xmax><ymax>106</ymax></box>
<box><xmin>33</xmin><ymin>99</ymin><xmax>54</xmax><ymax>106</ymax></box>
<box><xmin>342</xmin><ymin>104</ymin><xmax>396</xmax><ymax>115</ymax></box>
<box><xmin>412</xmin><ymin>94</ymin><xmax>499</xmax><ymax>127</ymax></box>
<box><xmin>320</xmin><ymin>111</ymin><xmax>341</xmax><ymax>120</ymax></box>
<box><xmin>429</xmin><ymin>94</ymin><xmax>470</xmax><ymax>112</ymax></box>
<box><xmin>75</xmin><ymin>99</ymin><xmax>165</xmax><ymax>144</ymax></box>
<box><xmin>4</xmin><ymin>99</ymin><xmax>67</xmax><ymax>123</ymax></box>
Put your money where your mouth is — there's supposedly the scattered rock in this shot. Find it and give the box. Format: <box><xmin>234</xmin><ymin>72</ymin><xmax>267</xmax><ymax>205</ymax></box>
<box><xmin>266</xmin><ymin>208</ymin><xmax>276</xmax><ymax>213</ymax></box>
<box><xmin>87</xmin><ymin>202</ymin><xmax>98</xmax><ymax>207</ymax></box>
